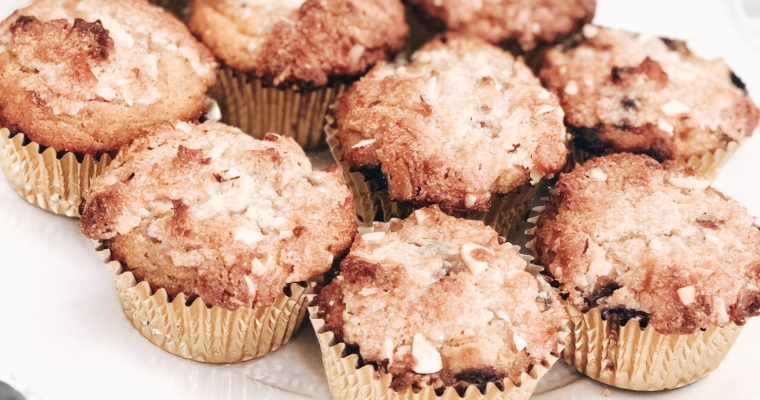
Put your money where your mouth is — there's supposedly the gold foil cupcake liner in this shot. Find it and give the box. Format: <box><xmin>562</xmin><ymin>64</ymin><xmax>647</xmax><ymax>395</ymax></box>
<box><xmin>683</xmin><ymin>140</ymin><xmax>742</xmax><ymax>180</ymax></box>
<box><xmin>97</xmin><ymin>244</ymin><xmax>314</xmax><ymax>364</ymax></box>
<box><xmin>212</xmin><ymin>67</ymin><xmax>349</xmax><ymax>150</ymax></box>
<box><xmin>325</xmin><ymin>116</ymin><xmax>538</xmax><ymax>236</ymax></box>
<box><xmin>0</xmin><ymin>128</ymin><xmax>112</xmax><ymax>217</ymax></box>
<box><xmin>524</xmin><ymin>200</ymin><xmax>744</xmax><ymax>391</ymax></box>
<box><xmin>568</xmin><ymin>138</ymin><xmax>742</xmax><ymax>180</ymax></box>
<box><xmin>563</xmin><ymin>305</ymin><xmax>742</xmax><ymax>391</ymax></box>
<box><xmin>308</xmin><ymin>222</ymin><xmax>565</xmax><ymax>400</ymax></box>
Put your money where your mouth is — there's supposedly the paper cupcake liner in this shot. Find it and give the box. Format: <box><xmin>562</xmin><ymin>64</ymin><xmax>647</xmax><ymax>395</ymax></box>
<box><xmin>212</xmin><ymin>67</ymin><xmax>349</xmax><ymax>150</ymax></box>
<box><xmin>308</xmin><ymin>222</ymin><xmax>564</xmax><ymax>400</ymax></box>
<box><xmin>569</xmin><ymin>137</ymin><xmax>742</xmax><ymax>180</ymax></box>
<box><xmin>524</xmin><ymin>200</ymin><xmax>744</xmax><ymax>391</ymax></box>
<box><xmin>97</xmin><ymin>243</ymin><xmax>314</xmax><ymax>364</ymax></box>
<box><xmin>562</xmin><ymin>305</ymin><xmax>742</xmax><ymax>391</ymax></box>
<box><xmin>324</xmin><ymin>116</ymin><xmax>538</xmax><ymax>236</ymax></box>
<box><xmin>0</xmin><ymin>128</ymin><xmax>113</xmax><ymax>217</ymax></box>
<box><xmin>683</xmin><ymin>140</ymin><xmax>742</xmax><ymax>180</ymax></box>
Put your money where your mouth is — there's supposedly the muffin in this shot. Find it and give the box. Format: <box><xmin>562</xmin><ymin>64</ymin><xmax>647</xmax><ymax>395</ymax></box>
<box><xmin>540</xmin><ymin>26</ymin><xmax>759</xmax><ymax>177</ymax></box>
<box><xmin>407</xmin><ymin>0</ymin><xmax>596</xmax><ymax>52</ymax></box>
<box><xmin>531</xmin><ymin>153</ymin><xmax>760</xmax><ymax>390</ymax></box>
<box><xmin>312</xmin><ymin>206</ymin><xmax>565</xmax><ymax>399</ymax></box>
<box><xmin>189</xmin><ymin>0</ymin><xmax>409</xmax><ymax>149</ymax></box>
<box><xmin>0</xmin><ymin>0</ymin><xmax>217</xmax><ymax>216</ymax></box>
<box><xmin>80</xmin><ymin>121</ymin><xmax>357</xmax><ymax>363</ymax></box>
<box><xmin>328</xmin><ymin>36</ymin><xmax>568</xmax><ymax>235</ymax></box>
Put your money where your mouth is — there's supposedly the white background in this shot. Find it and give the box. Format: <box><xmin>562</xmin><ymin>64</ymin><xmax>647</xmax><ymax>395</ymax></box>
<box><xmin>1</xmin><ymin>0</ymin><xmax>759</xmax><ymax>399</ymax></box>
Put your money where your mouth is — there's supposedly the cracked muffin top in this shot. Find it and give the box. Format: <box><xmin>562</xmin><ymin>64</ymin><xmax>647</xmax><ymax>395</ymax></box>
<box><xmin>534</xmin><ymin>153</ymin><xmax>760</xmax><ymax>335</ymax></box>
<box><xmin>188</xmin><ymin>0</ymin><xmax>408</xmax><ymax>87</ymax></box>
<box><xmin>408</xmin><ymin>0</ymin><xmax>595</xmax><ymax>50</ymax></box>
<box><xmin>333</xmin><ymin>36</ymin><xmax>568</xmax><ymax>212</ymax></box>
<box><xmin>80</xmin><ymin>121</ymin><xmax>357</xmax><ymax>310</ymax></box>
<box><xmin>540</xmin><ymin>26</ymin><xmax>759</xmax><ymax>163</ymax></box>
<box><xmin>0</xmin><ymin>0</ymin><xmax>217</xmax><ymax>154</ymax></box>
<box><xmin>316</xmin><ymin>206</ymin><xmax>564</xmax><ymax>393</ymax></box>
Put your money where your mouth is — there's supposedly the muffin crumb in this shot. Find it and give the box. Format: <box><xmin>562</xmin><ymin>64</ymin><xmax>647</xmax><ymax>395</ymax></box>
<box><xmin>535</xmin><ymin>153</ymin><xmax>760</xmax><ymax>334</ymax></box>
<box><xmin>540</xmin><ymin>27</ymin><xmax>759</xmax><ymax>163</ymax></box>
<box><xmin>409</xmin><ymin>0</ymin><xmax>596</xmax><ymax>49</ymax></box>
<box><xmin>81</xmin><ymin>121</ymin><xmax>357</xmax><ymax>310</ymax></box>
<box><xmin>317</xmin><ymin>206</ymin><xmax>564</xmax><ymax>392</ymax></box>
<box><xmin>189</xmin><ymin>0</ymin><xmax>408</xmax><ymax>86</ymax></box>
<box><xmin>334</xmin><ymin>36</ymin><xmax>567</xmax><ymax>212</ymax></box>
<box><xmin>0</xmin><ymin>0</ymin><xmax>217</xmax><ymax>153</ymax></box>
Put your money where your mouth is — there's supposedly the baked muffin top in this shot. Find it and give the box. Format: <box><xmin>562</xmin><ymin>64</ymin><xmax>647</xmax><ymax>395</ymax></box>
<box><xmin>540</xmin><ymin>26</ymin><xmax>759</xmax><ymax>162</ymax></box>
<box><xmin>0</xmin><ymin>0</ymin><xmax>217</xmax><ymax>154</ymax></box>
<box><xmin>534</xmin><ymin>153</ymin><xmax>760</xmax><ymax>335</ymax></box>
<box><xmin>409</xmin><ymin>0</ymin><xmax>596</xmax><ymax>50</ymax></box>
<box><xmin>80</xmin><ymin>121</ymin><xmax>357</xmax><ymax>310</ymax></box>
<box><xmin>333</xmin><ymin>36</ymin><xmax>568</xmax><ymax>212</ymax></box>
<box><xmin>317</xmin><ymin>206</ymin><xmax>564</xmax><ymax>393</ymax></box>
<box><xmin>188</xmin><ymin>0</ymin><xmax>408</xmax><ymax>87</ymax></box>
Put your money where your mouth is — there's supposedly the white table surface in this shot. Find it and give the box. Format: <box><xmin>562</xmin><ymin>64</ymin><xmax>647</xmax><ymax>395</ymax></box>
<box><xmin>1</xmin><ymin>0</ymin><xmax>759</xmax><ymax>399</ymax></box>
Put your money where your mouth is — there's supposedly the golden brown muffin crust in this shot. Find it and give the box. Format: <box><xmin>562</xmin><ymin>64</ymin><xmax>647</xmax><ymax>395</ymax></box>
<box><xmin>81</xmin><ymin>121</ymin><xmax>357</xmax><ymax>310</ymax></box>
<box><xmin>333</xmin><ymin>36</ymin><xmax>567</xmax><ymax>212</ymax></box>
<box><xmin>188</xmin><ymin>0</ymin><xmax>409</xmax><ymax>87</ymax></box>
<box><xmin>409</xmin><ymin>0</ymin><xmax>596</xmax><ymax>50</ymax></box>
<box><xmin>0</xmin><ymin>0</ymin><xmax>217</xmax><ymax>154</ymax></box>
<box><xmin>317</xmin><ymin>206</ymin><xmax>564</xmax><ymax>393</ymax></box>
<box><xmin>534</xmin><ymin>153</ymin><xmax>760</xmax><ymax>334</ymax></box>
<box><xmin>540</xmin><ymin>26</ymin><xmax>759</xmax><ymax>162</ymax></box>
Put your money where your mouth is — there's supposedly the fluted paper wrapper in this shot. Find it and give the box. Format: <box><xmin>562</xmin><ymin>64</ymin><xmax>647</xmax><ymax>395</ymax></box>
<box><xmin>0</xmin><ymin>129</ymin><xmax>112</xmax><ymax>217</ymax></box>
<box><xmin>524</xmin><ymin>201</ymin><xmax>744</xmax><ymax>391</ymax></box>
<box><xmin>325</xmin><ymin>117</ymin><xmax>537</xmax><ymax>236</ymax></box>
<box><xmin>213</xmin><ymin>67</ymin><xmax>349</xmax><ymax>150</ymax></box>
<box><xmin>562</xmin><ymin>305</ymin><xmax>742</xmax><ymax>391</ymax></box>
<box><xmin>308</xmin><ymin>223</ymin><xmax>564</xmax><ymax>400</ymax></box>
<box><xmin>569</xmin><ymin>139</ymin><xmax>742</xmax><ymax>180</ymax></box>
<box><xmin>98</xmin><ymin>245</ymin><xmax>314</xmax><ymax>363</ymax></box>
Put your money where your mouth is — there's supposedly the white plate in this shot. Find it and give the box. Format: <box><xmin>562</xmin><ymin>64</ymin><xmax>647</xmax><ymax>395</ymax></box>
<box><xmin>1</xmin><ymin>0</ymin><xmax>759</xmax><ymax>399</ymax></box>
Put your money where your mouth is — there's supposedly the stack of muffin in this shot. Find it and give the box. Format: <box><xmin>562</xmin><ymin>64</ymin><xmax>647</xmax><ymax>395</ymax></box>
<box><xmin>1</xmin><ymin>0</ymin><xmax>758</xmax><ymax>398</ymax></box>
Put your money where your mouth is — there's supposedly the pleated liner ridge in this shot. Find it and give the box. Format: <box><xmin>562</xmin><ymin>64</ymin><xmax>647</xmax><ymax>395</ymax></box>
<box><xmin>524</xmin><ymin>200</ymin><xmax>743</xmax><ymax>391</ymax></box>
<box><xmin>0</xmin><ymin>128</ymin><xmax>112</xmax><ymax>217</ymax></box>
<box><xmin>307</xmin><ymin>222</ymin><xmax>566</xmax><ymax>400</ymax></box>
<box><xmin>212</xmin><ymin>67</ymin><xmax>349</xmax><ymax>150</ymax></box>
<box><xmin>563</xmin><ymin>305</ymin><xmax>741</xmax><ymax>391</ymax></box>
<box><xmin>324</xmin><ymin>114</ymin><xmax>538</xmax><ymax>236</ymax></box>
<box><xmin>97</xmin><ymin>243</ymin><xmax>314</xmax><ymax>364</ymax></box>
